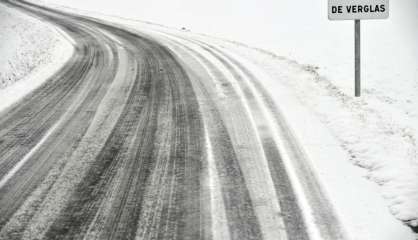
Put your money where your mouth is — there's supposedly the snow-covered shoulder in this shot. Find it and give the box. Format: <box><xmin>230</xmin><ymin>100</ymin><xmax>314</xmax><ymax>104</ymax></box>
<box><xmin>0</xmin><ymin>2</ymin><xmax>74</xmax><ymax>113</ymax></box>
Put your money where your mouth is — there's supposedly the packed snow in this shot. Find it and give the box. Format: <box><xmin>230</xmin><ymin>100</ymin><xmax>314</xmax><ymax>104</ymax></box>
<box><xmin>0</xmin><ymin>2</ymin><xmax>73</xmax><ymax>112</ymax></box>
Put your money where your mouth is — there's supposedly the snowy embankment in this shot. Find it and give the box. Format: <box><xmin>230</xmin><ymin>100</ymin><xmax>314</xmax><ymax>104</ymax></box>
<box><xmin>0</xmin><ymin>2</ymin><xmax>73</xmax><ymax>113</ymax></box>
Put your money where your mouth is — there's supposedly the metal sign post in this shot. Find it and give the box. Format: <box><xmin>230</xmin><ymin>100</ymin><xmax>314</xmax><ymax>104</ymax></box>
<box><xmin>355</xmin><ymin>19</ymin><xmax>361</xmax><ymax>97</ymax></box>
<box><xmin>328</xmin><ymin>0</ymin><xmax>389</xmax><ymax>97</ymax></box>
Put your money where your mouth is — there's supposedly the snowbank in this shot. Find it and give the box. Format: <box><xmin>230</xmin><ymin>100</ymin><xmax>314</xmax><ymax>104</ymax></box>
<box><xmin>0</xmin><ymin>2</ymin><xmax>73</xmax><ymax>112</ymax></box>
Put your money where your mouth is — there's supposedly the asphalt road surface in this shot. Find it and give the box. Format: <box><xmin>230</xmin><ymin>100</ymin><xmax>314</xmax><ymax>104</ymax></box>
<box><xmin>0</xmin><ymin>1</ymin><xmax>346</xmax><ymax>239</ymax></box>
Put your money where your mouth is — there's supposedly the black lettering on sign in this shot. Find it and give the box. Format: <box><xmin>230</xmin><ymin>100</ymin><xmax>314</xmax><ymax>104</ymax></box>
<box><xmin>332</xmin><ymin>3</ymin><xmax>387</xmax><ymax>17</ymax></box>
<box><xmin>332</xmin><ymin>5</ymin><xmax>343</xmax><ymax>13</ymax></box>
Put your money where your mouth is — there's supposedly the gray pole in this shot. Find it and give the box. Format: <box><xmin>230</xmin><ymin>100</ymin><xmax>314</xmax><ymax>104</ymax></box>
<box><xmin>355</xmin><ymin>19</ymin><xmax>361</xmax><ymax>97</ymax></box>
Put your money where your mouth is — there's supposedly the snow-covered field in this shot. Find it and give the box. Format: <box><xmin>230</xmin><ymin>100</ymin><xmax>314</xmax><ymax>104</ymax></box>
<box><xmin>0</xmin><ymin>2</ymin><xmax>73</xmax><ymax>112</ymax></box>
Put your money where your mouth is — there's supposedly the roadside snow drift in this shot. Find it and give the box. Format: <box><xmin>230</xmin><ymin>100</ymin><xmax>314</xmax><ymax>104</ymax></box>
<box><xmin>0</xmin><ymin>2</ymin><xmax>72</xmax><ymax>105</ymax></box>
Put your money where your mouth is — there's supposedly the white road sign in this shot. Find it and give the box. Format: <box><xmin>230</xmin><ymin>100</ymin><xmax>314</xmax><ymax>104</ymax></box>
<box><xmin>328</xmin><ymin>0</ymin><xmax>389</xmax><ymax>20</ymax></box>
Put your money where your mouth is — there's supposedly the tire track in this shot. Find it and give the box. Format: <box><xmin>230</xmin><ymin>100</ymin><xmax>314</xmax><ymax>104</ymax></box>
<box><xmin>148</xmin><ymin>33</ymin><xmax>281</xmax><ymax>240</ymax></box>
<box><xmin>0</xmin><ymin>0</ymin><xmax>123</xmax><ymax>237</ymax></box>
<box><xmin>0</xmin><ymin>4</ymin><xmax>122</xmax><ymax>234</ymax></box>
<box><xmin>25</xmin><ymin>18</ymin><xmax>206</xmax><ymax>240</ymax></box>
<box><xmin>191</xmin><ymin>41</ymin><xmax>310</xmax><ymax>240</ymax></box>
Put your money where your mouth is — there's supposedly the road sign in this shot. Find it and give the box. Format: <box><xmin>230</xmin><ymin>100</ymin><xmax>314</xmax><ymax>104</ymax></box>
<box><xmin>328</xmin><ymin>0</ymin><xmax>389</xmax><ymax>97</ymax></box>
<box><xmin>328</xmin><ymin>0</ymin><xmax>389</xmax><ymax>20</ymax></box>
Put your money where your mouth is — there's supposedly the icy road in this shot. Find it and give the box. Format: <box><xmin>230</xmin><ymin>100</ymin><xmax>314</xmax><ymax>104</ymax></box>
<box><xmin>0</xmin><ymin>1</ymin><xmax>347</xmax><ymax>239</ymax></box>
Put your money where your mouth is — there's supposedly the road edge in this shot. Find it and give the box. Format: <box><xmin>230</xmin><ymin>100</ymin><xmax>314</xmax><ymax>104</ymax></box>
<box><xmin>0</xmin><ymin>0</ymin><xmax>74</xmax><ymax>115</ymax></box>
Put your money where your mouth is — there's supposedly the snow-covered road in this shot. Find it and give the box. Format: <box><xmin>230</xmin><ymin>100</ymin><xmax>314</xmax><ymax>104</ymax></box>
<box><xmin>0</xmin><ymin>1</ymin><xmax>350</xmax><ymax>239</ymax></box>
<box><xmin>1</xmin><ymin>0</ymin><xmax>417</xmax><ymax>239</ymax></box>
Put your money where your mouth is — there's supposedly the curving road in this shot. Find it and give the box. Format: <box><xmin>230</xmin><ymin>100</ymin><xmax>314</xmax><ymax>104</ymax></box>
<box><xmin>0</xmin><ymin>1</ymin><xmax>346</xmax><ymax>239</ymax></box>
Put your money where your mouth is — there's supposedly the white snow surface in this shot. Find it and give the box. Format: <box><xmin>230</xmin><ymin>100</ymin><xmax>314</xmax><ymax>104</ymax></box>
<box><xmin>15</xmin><ymin>0</ymin><xmax>418</xmax><ymax>238</ymax></box>
<box><xmin>0</xmin><ymin>2</ymin><xmax>73</xmax><ymax>113</ymax></box>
